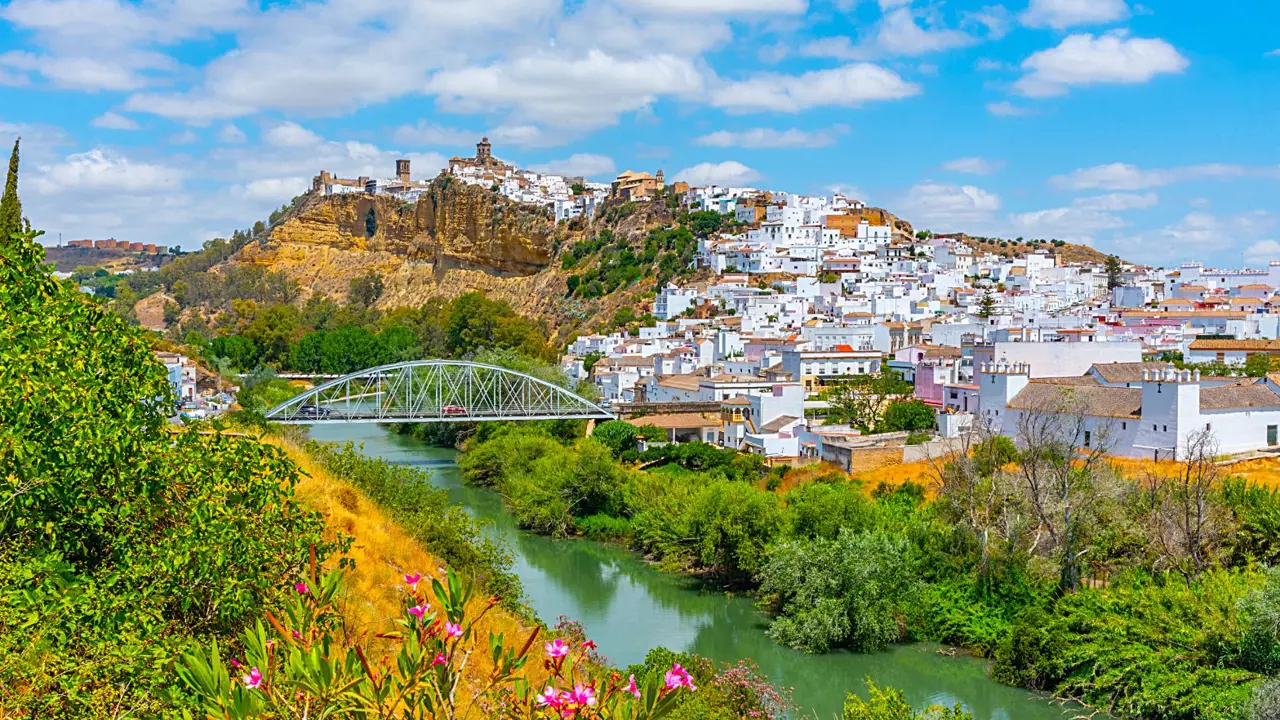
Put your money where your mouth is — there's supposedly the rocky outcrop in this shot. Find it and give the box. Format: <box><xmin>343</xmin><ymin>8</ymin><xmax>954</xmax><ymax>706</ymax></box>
<box><xmin>231</xmin><ymin>176</ymin><xmax>581</xmax><ymax>323</ymax></box>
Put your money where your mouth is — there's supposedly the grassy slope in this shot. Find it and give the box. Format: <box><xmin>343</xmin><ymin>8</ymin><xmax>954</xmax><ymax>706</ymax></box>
<box><xmin>263</xmin><ymin>435</ymin><xmax>550</xmax><ymax>703</ymax></box>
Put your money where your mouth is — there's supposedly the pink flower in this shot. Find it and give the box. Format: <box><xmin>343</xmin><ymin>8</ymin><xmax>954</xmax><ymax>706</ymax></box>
<box><xmin>431</xmin><ymin>653</ymin><xmax>448</xmax><ymax>667</ymax></box>
<box><xmin>664</xmin><ymin>662</ymin><xmax>696</xmax><ymax>692</ymax></box>
<box><xmin>404</xmin><ymin>572</ymin><xmax>422</xmax><ymax>589</ymax></box>
<box><xmin>292</xmin><ymin>630</ymin><xmax>302</xmax><ymax>640</ymax></box>
<box><xmin>581</xmin><ymin>639</ymin><xmax>597</xmax><ymax>651</ymax></box>
<box><xmin>445</xmin><ymin>621</ymin><xmax>462</xmax><ymax>638</ymax></box>
<box><xmin>242</xmin><ymin>667</ymin><xmax>263</xmax><ymax>690</ymax></box>
<box><xmin>264</xmin><ymin>640</ymin><xmax>276</xmax><ymax>651</ymax></box>
<box><xmin>535</xmin><ymin>686</ymin><xmax>560</xmax><ymax>708</ymax></box>
<box><xmin>229</xmin><ymin>658</ymin><xmax>241</xmax><ymax>670</ymax></box>
<box><xmin>408</xmin><ymin>605</ymin><xmax>428</xmax><ymax>621</ymax></box>
<box><xmin>625</xmin><ymin>674</ymin><xmax>641</xmax><ymax>699</ymax></box>
<box><xmin>294</xmin><ymin>582</ymin><xmax>309</xmax><ymax>595</ymax></box>
<box><xmin>567</xmin><ymin>684</ymin><xmax>597</xmax><ymax>708</ymax></box>
<box><xmin>544</xmin><ymin>638</ymin><xmax>569</xmax><ymax>659</ymax></box>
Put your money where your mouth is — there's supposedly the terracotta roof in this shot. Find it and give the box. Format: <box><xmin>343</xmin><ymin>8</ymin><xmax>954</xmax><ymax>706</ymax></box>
<box><xmin>1161</xmin><ymin>298</ymin><xmax>1194</xmax><ymax>305</ymax></box>
<box><xmin>655</xmin><ymin>374</ymin><xmax>702</xmax><ymax>391</ymax></box>
<box><xmin>721</xmin><ymin>396</ymin><xmax>752</xmax><ymax>407</ymax></box>
<box><xmin>707</xmin><ymin>373</ymin><xmax>765</xmax><ymax>383</ymax></box>
<box><xmin>1010</xmin><ymin>383</ymin><xmax>1142</xmax><ymax>418</ymax></box>
<box><xmin>1034</xmin><ymin>375</ymin><xmax>1102</xmax><ymax>386</ymax></box>
<box><xmin>1239</xmin><ymin>284</ymin><xmax>1273</xmax><ymax>290</ymax></box>
<box><xmin>759</xmin><ymin>415</ymin><xmax>801</xmax><ymax>433</ymax></box>
<box><xmin>1188</xmin><ymin>339</ymin><xmax>1280</xmax><ymax>351</ymax></box>
<box><xmin>624</xmin><ymin>413</ymin><xmax>721</xmax><ymax>429</ymax></box>
<box><xmin>1090</xmin><ymin>361</ymin><xmax>1173</xmax><ymax>384</ymax></box>
<box><xmin>1200</xmin><ymin>385</ymin><xmax>1280</xmax><ymax>411</ymax></box>
<box><xmin>1120</xmin><ymin>310</ymin><xmax>1249</xmax><ymax>319</ymax></box>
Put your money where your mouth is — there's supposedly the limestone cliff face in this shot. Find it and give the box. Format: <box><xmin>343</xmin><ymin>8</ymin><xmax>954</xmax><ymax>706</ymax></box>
<box><xmin>234</xmin><ymin>176</ymin><xmax>572</xmax><ymax>319</ymax></box>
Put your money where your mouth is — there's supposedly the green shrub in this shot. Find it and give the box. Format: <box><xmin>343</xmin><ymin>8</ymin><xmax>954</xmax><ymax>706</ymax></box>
<box><xmin>843</xmin><ymin>680</ymin><xmax>973</xmax><ymax>720</ymax></box>
<box><xmin>575</xmin><ymin>513</ymin><xmax>633</xmax><ymax>540</ymax></box>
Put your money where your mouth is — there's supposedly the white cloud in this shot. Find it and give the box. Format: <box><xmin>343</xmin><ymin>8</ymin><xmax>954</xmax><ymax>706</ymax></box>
<box><xmin>1049</xmin><ymin>162</ymin><xmax>1266</xmax><ymax>191</ymax></box>
<box><xmin>169</xmin><ymin>129</ymin><xmax>199</xmax><ymax>145</ymax></box>
<box><xmin>218</xmin><ymin>124</ymin><xmax>247</xmax><ymax>144</ymax></box>
<box><xmin>711</xmin><ymin>63</ymin><xmax>920</xmax><ymax>113</ymax></box>
<box><xmin>486</xmin><ymin>124</ymin><xmax>563</xmax><ymax>148</ymax></box>
<box><xmin>1008</xmin><ymin>206</ymin><xmax>1126</xmax><ymax>238</ymax></box>
<box><xmin>625</xmin><ymin>0</ymin><xmax>806</xmax><ymax>14</ymax></box>
<box><xmin>528</xmin><ymin>153</ymin><xmax>616</xmax><ymax>178</ymax></box>
<box><xmin>30</xmin><ymin>148</ymin><xmax>183</xmax><ymax>195</ymax></box>
<box><xmin>878</xmin><ymin>0</ymin><xmax>912</xmax><ymax>8</ymax></box>
<box><xmin>673</xmin><ymin>161</ymin><xmax>763</xmax><ymax>186</ymax></box>
<box><xmin>895</xmin><ymin>181</ymin><xmax>1001</xmax><ymax>231</ymax></box>
<box><xmin>694</xmin><ymin>125</ymin><xmax>849</xmax><ymax>149</ymax></box>
<box><xmin>1244</xmin><ymin>240</ymin><xmax>1280</xmax><ymax>266</ymax></box>
<box><xmin>233</xmin><ymin>177</ymin><xmax>311</xmax><ymax>202</ymax></box>
<box><xmin>427</xmin><ymin>49</ymin><xmax>704</xmax><ymax>129</ymax></box>
<box><xmin>975</xmin><ymin>58</ymin><xmax>1007</xmax><ymax>71</ymax></box>
<box><xmin>1115</xmin><ymin>212</ymin><xmax>1279</xmax><ymax>264</ymax></box>
<box><xmin>986</xmin><ymin>101</ymin><xmax>1033</xmax><ymax>116</ymax></box>
<box><xmin>1015</xmin><ymin>32</ymin><xmax>1188</xmax><ymax>97</ymax></box>
<box><xmin>942</xmin><ymin>157</ymin><xmax>1005</xmax><ymax>175</ymax></box>
<box><xmin>802</xmin><ymin>8</ymin><xmax>977</xmax><ymax>60</ymax></box>
<box><xmin>1189</xmin><ymin>196</ymin><xmax>1211</xmax><ymax>208</ymax></box>
<box><xmin>1020</xmin><ymin>0</ymin><xmax>1128</xmax><ymax>29</ymax></box>
<box><xmin>392</xmin><ymin>122</ymin><xmax>478</xmax><ymax>147</ymax></box>
<box><xmin>1267</xmin><ymin>49</ymin><xmax>1280</xmax><ymax>58</ymax></box>
<box><xmin>263</xmin><ymin>121</ymin><xmax>322</xmax><ymax>148</ymax></box>
<box><xmin>1071</xmin><ymin>192</ymin><xmax>1158</xmax><ymax>211</ymax></box>
<box><xmin>91</xmin><ymin>111</ymin><xmax>141</xmax><ymax>131</ymax></box>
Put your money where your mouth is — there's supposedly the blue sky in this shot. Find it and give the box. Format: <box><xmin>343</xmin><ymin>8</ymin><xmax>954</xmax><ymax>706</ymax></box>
<box><xmin>0</xmin><ymin>0</ymin><xmax>1277</xmax><ymax>267</ymax></box>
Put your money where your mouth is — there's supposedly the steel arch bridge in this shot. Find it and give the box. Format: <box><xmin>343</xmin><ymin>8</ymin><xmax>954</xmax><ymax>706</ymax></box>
<box><xmin>264</xmin><ymin>361</ymin><xmax>615</xmax><ymax>424</ymax></box>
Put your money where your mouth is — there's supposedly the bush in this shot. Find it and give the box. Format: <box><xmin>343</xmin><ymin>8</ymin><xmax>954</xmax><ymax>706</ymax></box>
<box><xmin>843</xmin><ymin>680</ymin><xmax>973</xmax><ymax>720</ymax></box>
<box><xmin>761</xmin><ymin>530</ymin><xmax>919</xmax><ymax>653</ymax></box>
<box><xmin>594</xmin><ymin>419</ymin><xmax>639</xmax><ymax>458</ymax></box>
<box><xmin>1239</xmin><ymin>566</ymin><xmax>1280</xmax><ymax>674</ymax></box>
<box><xmin>575</xmin><ymin>513</ymin><xmax>633</xmax><ymax>541</ymax></box>
<box><xmin>879</xmin><ymin>400</ymin><xmax>935</xmax><ymax>433</ymax></box>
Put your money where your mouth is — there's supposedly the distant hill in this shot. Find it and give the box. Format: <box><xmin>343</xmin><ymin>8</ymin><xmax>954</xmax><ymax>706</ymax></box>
<box><xmin>937</xmin><ymin>234</ymin><xmax>1116</xmax><ymax>266</ymax></box>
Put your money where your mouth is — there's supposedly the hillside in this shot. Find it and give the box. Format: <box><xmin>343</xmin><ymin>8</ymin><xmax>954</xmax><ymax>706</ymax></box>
<box><xmin>224</xmin><ymin>175</ymin><xmax>678</xmax><ymax>338</ymax></box>
<box><xmin>943</xmin><ymin>234</ymin><xmax>1115</xmax><ymax>265</ymax></box>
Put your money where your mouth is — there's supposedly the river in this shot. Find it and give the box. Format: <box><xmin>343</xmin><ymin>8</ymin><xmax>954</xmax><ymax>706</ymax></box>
<box><xmin>309</xmin><ymin>424</ymin><xmax>1085</xmax><ymax>720</ymax></box>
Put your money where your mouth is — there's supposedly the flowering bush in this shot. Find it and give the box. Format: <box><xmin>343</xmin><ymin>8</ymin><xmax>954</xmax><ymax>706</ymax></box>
<box><xmin>177</xmin><ymin>560</ymin><xmax>695</xmax><ymax>719</ymax></box>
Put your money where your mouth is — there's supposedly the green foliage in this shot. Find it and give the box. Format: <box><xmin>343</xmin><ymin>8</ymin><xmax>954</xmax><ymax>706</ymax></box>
<box><xmin>684</xmin><ymin>480</ymin><xmax>784</xmax><ymax>583</ymax></box>
<box><xmin>593</xmin><ymin>419</ymin><xmax>640</xmax><ymax>458</ymax></box>
<box><xmin>976</xmin><ymin>291</ymin><xmax>997</xmax><ymax>319</ymax></box>
<box><xmin>347</xmin><ymin>269</ymin><xmax>385</xmax><ymax>308</ymax></box>
<box><xmin>822</xmin><ymin>371</ymin><xmax>914</xmax><ymax>432</ymax></box>
<box><xmin>761</xmin><ymin>530</ymin><xmax>919</xmax><ymax>653</ymax></box>
<box><xmin>1245</xmin><ymin>353</ymin><xmax>1273</xmax><ymax>378</ymax></box>
<box><xmin>992</xmin><ymin>570</ymin><xmax>1261</xmax><ymax>719</ymax></box>
<box><xmin>0</xmin><ymin>229</ymin><xmax>337</xmax><ymax>716</ymax></box>
<box><xmin>1238</xmin><ymin>566</ymin><xmax>1280</xmax><ymax>674</ymax></box>
<box><xmin>842</xmin><ymin>681</ymin><xmax>973</xmax><ymax>720</ymax></box>
<box><xmin>306</xmin><ymin>440</ymin><xmax>523</xmax><ymax>608</ymax></box>
<box><xmin>880</xmin><ymin>400</ymin><xmax>935</xmax><ymax>433</ymax></box>
<box><xmin>0</xmin><ymin>138</ymin><xmax>20</xmax><ymax>242</ymax></box>
<box><xmin>210</xmin><ymin>333</ymin><xmax>261</xmax><ymax>370</ymax></box>
<box><xmin>783</xmin><ymin>482</ymin><xmax>874</xmax><ymax>541</ymax></box>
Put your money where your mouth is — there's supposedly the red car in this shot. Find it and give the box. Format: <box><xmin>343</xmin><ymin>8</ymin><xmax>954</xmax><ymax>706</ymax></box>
<box><xmin>441</xmin><ymin>405</ymin><xmax>468</xmax><ymax>416</ymax></box>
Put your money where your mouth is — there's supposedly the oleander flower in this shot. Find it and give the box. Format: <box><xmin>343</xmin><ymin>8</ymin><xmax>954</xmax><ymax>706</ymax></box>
<box><xmin>431</xmin><ymin>653</ymin><xmax>448</xmax><ymax>667</ymax></box>
<box><xmin>294</xmin><ymin>582</ymin><xmax>309</xmax><ymax>595</ymax></box>
<box><xmin>242</xmin><ymin>667</ymin><xmax>263</xmax><ymax>690</ymax></box>
<box><xmin>626</xmin><ymin>674</ymin><xmax>641</xmax><ymax>699</ymax></box>
<box><xmin>567</xmin><ymin>684</ymin><xmax>597</xmax><ymax>707</ymax></box>
<box><xmin>445</xmin><ymin>621</ymin><xmax>463</xmax><ymax>638</ymax></box>
<box><xmin>544</xmin><ymin>638</ymin><xmax>569</xmax><ymax>658</ymax></box>
<box><xmin>535</xmin><ymin>686</ymin><xmax>560</xmax><ymax>708</ymax></box>
<box><xmin>665</xmin><ymin>662</ymin><xmax>696</xmax><ymax>691</ymax></box>
<box><xmin>408</xmin><ymin>605</ymin><xmax>428</xmax><ymax>621</ymax></box>
<box><xmin>404</xmin><ymin>572</ymin><xmax>421</xmax><ymax>589</ymax></box>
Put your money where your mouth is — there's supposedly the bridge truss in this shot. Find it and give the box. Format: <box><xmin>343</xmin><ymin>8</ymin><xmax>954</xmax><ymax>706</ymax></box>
<box><xmin>264</xmin><ymin>361</ymin><xmax>615</xmax><ymax>424</ymax></box>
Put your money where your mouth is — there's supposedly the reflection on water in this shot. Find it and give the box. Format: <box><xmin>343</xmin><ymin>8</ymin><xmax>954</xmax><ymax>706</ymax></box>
<box><xmin>309</xmin><ymin>424</ymin><xmax>1090</xmax><ymax>720</ymax></box>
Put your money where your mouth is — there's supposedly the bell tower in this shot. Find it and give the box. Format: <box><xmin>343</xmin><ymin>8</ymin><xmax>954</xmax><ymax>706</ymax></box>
<box><xmin>396</xmin><ymin>159</ymin><xmax>411</xmax><ymax>183</ymax></box>
<box><xmin>476</xmin><ymin>137</ymin><xmax>492</xmax><ymax>164</ymax></box>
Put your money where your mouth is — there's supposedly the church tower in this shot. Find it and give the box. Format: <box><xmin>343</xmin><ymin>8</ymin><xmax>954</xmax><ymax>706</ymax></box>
<box><xmin>476</xmin><ymin>137</ymin><xmax>492</xmax><ymax>164</ymax></box>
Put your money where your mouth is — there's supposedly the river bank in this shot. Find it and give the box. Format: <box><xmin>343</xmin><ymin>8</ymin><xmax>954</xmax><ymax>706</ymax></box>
<box><xmin>310</xmin><ymin>423</ymin><xmax>1086</xmax><ymax>720</ymax></box>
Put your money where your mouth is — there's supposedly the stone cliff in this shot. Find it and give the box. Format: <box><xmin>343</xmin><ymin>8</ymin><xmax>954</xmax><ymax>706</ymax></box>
<box><xmin>233</xmin><ymin>176</ymin><xmax>576</xmax><ymax>320</ymax></box>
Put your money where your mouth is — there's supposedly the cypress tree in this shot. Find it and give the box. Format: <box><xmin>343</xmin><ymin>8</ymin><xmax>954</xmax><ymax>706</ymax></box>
<box><xmin>0</xmin><ymin>138</ymin><xmax>21</xmax><ymax>242</ymax></box>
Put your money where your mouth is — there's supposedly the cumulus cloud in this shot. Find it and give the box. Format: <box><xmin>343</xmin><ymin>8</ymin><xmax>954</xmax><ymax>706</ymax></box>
<box><xmin>30</xmin><ymin>148</ymin><xmax>183</xmax><ymax>195</ymax></box>
<box><xmin>803</xmin><ymin>8</ymin><xmax>977</xmax><ymax>60</ymax></box>
<box><xmin>895</xmin><ymin>181</ymin><xmax>1001</xmax><ymax>231</ymax></box>
<box><xmin>694</xmin><ymin>125</ymin><xmax>849</xmax><ymax>149</ymax></box>
<box><xmin>218</xmin><ymin>124</ymin><xmax>247</xmax><ymax>144</ymax></box>
<box><xmin>1049</xmin><ymin>162</ymin><xmax>1266</xmax><ymax>191</ymax></box>
<box><xmin>91</xmin><ymin>112</ymin><xmax>141</xmax><ymax>131</ymax></box>
<box><xmin>942</xmin><ymin>157</ymin><xmax>1005</xmax><ymax>175</ymax></box>
<box><xmin>1008</xmin><ymin>206</ymin><xmax>1127</xmax><ymax>239</ymax></box>
<box><xmin>625</xmin><ymin>0</ymin><xmax>806</xmax><ymax>14</ymax></box>
<box><xmin>1244</xmin><ymin>240</ymin><xmax>1280</xmax><ymax>266</ymax></box>
<box><xmin>427</xmin><ymin>49</ymin><xmax>704</xmax><ymax>129</ymax></box>
<box><xmin>263</xmin><ymin>121</ymin><xmax>322</xmax><ymax>148</ymax></box>
<box><xmin>673</xmin><ymin>161</ymin><xmax>763</xmax><ymax>186</ymax></box>
<box><xmin>711</xmin><ymin>63</ymin><xmax>919</xmax><ymax>113</ymax></box>
<box><xmin>528</xmin><ymin>153</ymin><xmax>616</xmax><ymax>178</ymax></box>
<box><xmin>1014</xmin><ymin>32</ymin><xmax>1189</xmax><ymax>97</ymax></box>
<box><xmin>392</xmin><ymin>122</ymin><xmax>479</xmax><ymax>147</ymax></box>
<box><xmin>1020</xmin><ymin>0</ymin><xmax>1129</xmax><ymax>29</ymax></box>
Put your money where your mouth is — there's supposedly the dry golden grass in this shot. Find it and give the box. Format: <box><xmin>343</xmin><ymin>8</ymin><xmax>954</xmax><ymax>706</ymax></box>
<box><xmin>855</xmin><ymin>459</ymin><xmax>939</xmax><ymax>498</ymax></box>
<box><xmin>264</xmin><ymin>435</ymin><xmax>549</xmax><ymax>710</ymax></box>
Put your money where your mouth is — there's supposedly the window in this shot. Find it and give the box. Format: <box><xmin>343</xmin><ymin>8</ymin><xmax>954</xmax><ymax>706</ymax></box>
<box><xmin>1153</xmin><ymin>424</ymin><xmax>1158</xmax><ymax>431</ymax></box>
<box><xmin>1206</xmin><ymin>423</ymin><xmax>1211</xmax><ymax>431</ymax></box>
<box><xmin>1163</xmin><ymin>425</ymin><xmax>1168</xmax><ymax>432</ymax></box>
<box><xmin>1084</xmin><ymin>430</ymin><xmax>1091</xmax><ymax>448</ymax></box>
<box><xmin>1122</xmin><ymin>422</ymin><xmax>1127</xmax><ymax>430</ymax></box>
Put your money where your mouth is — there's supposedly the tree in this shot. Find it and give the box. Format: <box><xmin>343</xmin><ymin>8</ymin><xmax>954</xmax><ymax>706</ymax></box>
<box><xmin>1105</xmin><ymin>254</ymin><xmax>1124</xmax><ymax>290</ymax></box>
<box><xmin>879</xmin><ymin>400</ymin><xmax>935</xmax><ymax>433</ymax></box>
<box><xmin>1246</xmin><ymin>352</ymin><xmax>1273</xmax><ymax>377</ymax></box>
<box><xmin>0</xmin><ymin>137</ymin><xmax>21</xmax><ymax>243</ymax></box>
<box><xmin>843</xmin><ymin>681</ymin><xmax>972</xmax><ymax>720</ymax></box>
<box><xmin>1137</xmin><ymin>429</ymin><xmax>1227</xmax><ymax>580</ymax></box>
<box><xmin>592</xmin><ymin>420</ymin><xmax>639</xmax><ymax>458</ymax></box>
<box><xmin>976</xmin><ymin>290</ymin><xmax>997</xmax><ymax>319</ymax></box>
<box><xmin>823</xmin><ymin>371</ymin><xmax>913</xmax><ymax>433</ymax></box>
<box><xmin>570</xmin><ymin>182</ymin><xmax>586</xmax><ymax>195</ymax></box>
<box><xmin>242</xmin><ymin>304</ymin><xmax>301</xmax><ymax>364</ymax></box>
<box><xmin>348</xmin><ymin>270</ymin><xmax>385</xmax><ymax>308</ymax></box>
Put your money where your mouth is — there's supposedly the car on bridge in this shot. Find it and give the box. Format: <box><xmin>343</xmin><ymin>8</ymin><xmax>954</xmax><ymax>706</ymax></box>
<box><xmin>299</xmin><ymin>404</ymin><xmax>332</xmax><ymax>418</ymax></box>
<box><xmin>441</xmin><ymin>405</ymin><xmax>468</xmax><ymax>416</ymax></box>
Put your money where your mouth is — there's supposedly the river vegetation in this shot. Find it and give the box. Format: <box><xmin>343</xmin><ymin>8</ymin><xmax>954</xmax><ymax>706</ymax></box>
<box><xmin>461</xmin><ymin>408</ymin><xmax>1280</xmax><ymax>719</ymax></box>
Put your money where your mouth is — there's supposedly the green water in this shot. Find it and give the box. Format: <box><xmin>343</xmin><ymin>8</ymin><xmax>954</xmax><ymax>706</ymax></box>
<box><xmin>310</xmin><ymin>424</ymin><xmax>1089</xmax><ymax>720</ymax></box>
